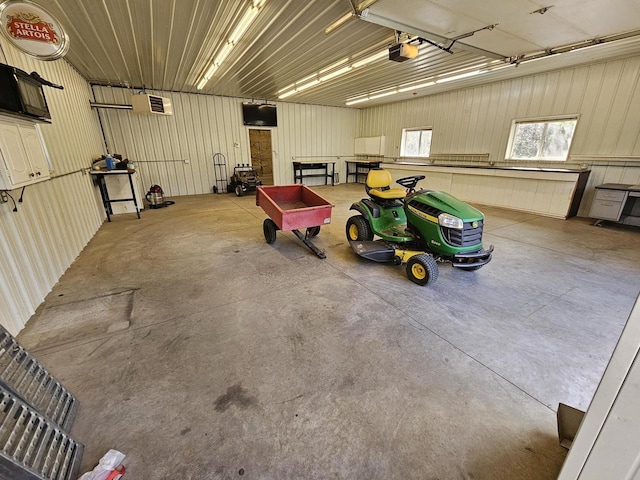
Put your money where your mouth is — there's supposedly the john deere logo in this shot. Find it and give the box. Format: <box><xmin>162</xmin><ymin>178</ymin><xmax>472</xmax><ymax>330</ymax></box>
<box><xmin>472</xmin><ymin>221</ymin><xmax>478</xmax><ymax>228</ymax></box>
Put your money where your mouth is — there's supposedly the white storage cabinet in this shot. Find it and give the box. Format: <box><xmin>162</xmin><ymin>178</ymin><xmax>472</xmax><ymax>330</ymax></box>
<box><xmin>354</xmin><ymin>136</ymin><xmax>386</xmax><ymax>156</ymax></box>
<box><xmin>0</xmin><ymin>118</ymin><xmax>50</xmax><ymax>190</ymax></box>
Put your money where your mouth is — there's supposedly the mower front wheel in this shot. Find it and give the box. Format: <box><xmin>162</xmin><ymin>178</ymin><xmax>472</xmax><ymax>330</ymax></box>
<box><xmin>263</xmin><ymin>219</ymin><xmax>278</xmax><ymax>244</ymax></box>
<box><xmin>406</xmin><ymin>254</ymin><xmax>439</xmax><ymax>286</ymax></box>
<box><xmin>346</xmin><ymin>215</ymin><xmax>373</xmax><ymax>242</ymax></box>
<box><xmin>235</xmin><ymin>185</ymin><xmax>244</xmax><ymax>197</ymax></box>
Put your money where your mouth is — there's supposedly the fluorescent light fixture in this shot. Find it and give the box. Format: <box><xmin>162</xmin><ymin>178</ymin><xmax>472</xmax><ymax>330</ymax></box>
<box><xmin>369</xmin><ymin>89</ymin><xmax>398</xmax><ymax>100</ymax></box>
<box><xmin>203</xmin><ymin>63</ymin><xmax>218</xmax><ymax>81</ymax></box>
<box><xmin>277</xmin><ymin>47</ymin><xmax>386</xmax><ymax>100</ymax></box>
<box><xmin>435</xmin><ymin>70</ymin><xmax>483</xmax><ymax>84</ymax></box>
<box><xmin>319</xmin><ymin>66</ymin><xmax>352</xmax><ymax>82</ymax></box>
<box><xmin>296</xmin><ymin>79</ymin><xmax>320</xmax><ymax>92</ymax></box>
<box><xmin>352</xmin><ymin>49</ymin><xmax>387</xmax><ymax>68</ymax></box>
<box><xmin>487</xmin><ymin>63</ymin><xmax>512</xmax><ymax>72</ymax></box>
<box><xmin>196</xmin><ymin>1</ymin><xmax>266</xmax><ymax>89</ymax></box>
<box><xmin>278</xmin><ymin>90</ymin><xmax>296</xmax><ymax>99</ymax></box>
<box><xmin>279</xmin><ymin>73</ymin><xmax>317</xmax><ymax>93</ymax></box>
<box><xmin>214</xmin><ymin>42</ymin><xmax>234</xmax><ymax>67</ymax></box>
<box><xmin>346</xmin><ymin>97</ymin><xmax>370</xmax><ymax>106</ymax></box>
<box><xmin>397</xmin><ymin>81</ymin><xmax>435</xmax><ymax>93</ymax></box>
<box><xmin>324</xmin><ymin>12</ymin><xmax>354</xmax><ymax>35</ymax></box>
<box><xmin>229</xmin><ymin>5</ymin><xmax>261</xmax><ymax>44</ymax></box>
<box><xmin>320</xmin><ymin>58</ymin><xmax>349</xmax><ymax>74</ymax></box>
<box><xmin>196</xmin><ymin>78</ymin><xmax>209</xmax><ymax>90</ymax></box>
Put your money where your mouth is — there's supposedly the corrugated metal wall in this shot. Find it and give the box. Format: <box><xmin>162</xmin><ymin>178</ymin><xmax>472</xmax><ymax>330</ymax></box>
<box><xmin>358</xmin><ymin>55</ymin><xmax>640</xmax><ymax>158</ymax></box>
<box><xmin>357</xmin><ymin>55</ymin><xmax>640</xmax><ymax>216</ymax></box>
<box><xmin>93</xmin><ymin>87</ymin><xmax>358</xmax><ymax>195</ymax></box>
<box><xmin>0</xmin><ymin>40</ymin><xmax>106</xmax><ymax>335</ymax></box>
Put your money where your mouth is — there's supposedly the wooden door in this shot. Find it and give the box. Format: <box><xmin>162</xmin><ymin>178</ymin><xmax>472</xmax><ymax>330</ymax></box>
<box><xmin>249</xmin><ymin>129</ymin><xmax>273</xmax><ymax>185</ymax></box>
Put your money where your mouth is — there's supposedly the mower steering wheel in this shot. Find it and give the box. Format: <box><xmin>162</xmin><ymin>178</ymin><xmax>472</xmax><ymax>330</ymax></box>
<box><xmin>396</xmin><ymin>175</ymin><xmax>425</xmax><ymax>193</ymax></box>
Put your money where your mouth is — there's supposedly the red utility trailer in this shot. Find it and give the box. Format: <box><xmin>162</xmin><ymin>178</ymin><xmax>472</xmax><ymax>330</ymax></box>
<box><xmin>256</xmin><ymin>184</ymin><xmax>334</xmax><ymax>258</ymax></box>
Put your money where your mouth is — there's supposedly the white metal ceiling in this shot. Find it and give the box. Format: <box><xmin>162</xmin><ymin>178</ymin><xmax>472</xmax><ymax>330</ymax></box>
<box><xmin>35</xmin><ymin>0</ymin><xmax>640</xmax><ymax>107</ymax></box>
<box><xmin>367</xmin><ymin>0</ymin><xmax>640</xmax><ymax>57</ymax></box>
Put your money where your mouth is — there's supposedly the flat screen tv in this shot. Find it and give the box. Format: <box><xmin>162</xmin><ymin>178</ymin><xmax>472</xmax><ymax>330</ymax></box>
<box><xmin>242</xmin><ymin>102</ymin><xmax>277</xmax><ymax>127</ymax></box>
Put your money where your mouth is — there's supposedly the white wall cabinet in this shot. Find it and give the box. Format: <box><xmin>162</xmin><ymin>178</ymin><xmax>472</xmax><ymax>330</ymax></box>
<box><xmin>354</xmin><ymin>136</ymin><xmax>385</xmax><ymax>156</ymax></box>
<box><xmin>0</xmin><ymin>119</ymin><xmax>50</xmax><ymax>190</ymax></box>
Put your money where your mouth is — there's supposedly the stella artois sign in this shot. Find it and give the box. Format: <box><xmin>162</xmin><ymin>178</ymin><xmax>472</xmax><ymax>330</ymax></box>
<box><xmin>0</xmin><ymin>0</ymin><xmax>68</xmax><ymax>60</ymax></box>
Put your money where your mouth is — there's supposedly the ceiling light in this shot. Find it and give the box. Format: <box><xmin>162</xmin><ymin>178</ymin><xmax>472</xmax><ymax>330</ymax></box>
<box><xmin>487</xmin><ymin>63</ymin><xmax>512</xmax><ymax>72</ymax></box>
<box><xmin>346</xmin><ymin>97</ymin><xmax>370</xmax><ymax>106</ymax></box>
<box><xmin>435</xmin><ymin>70</ymin><xmax>483</xmax><ymax>84</ymax></box>
<box><xmin>296</xmin><ymin>79</ymin><xmax>320</xmax><ymax>92</ymax></box>
<box><xmin>397</xmin><ymin>81</ymin><xmax>435</xmax><ymax>93</ymax></box>
<box><xmin>278</xmin><ymin>47</ymin><xmax>386</xmax><ymax>100</ymax></box>
<box><xmin>351</xmin><ymin>49</ymin><xmax>387</xmax><ymax>68</ymax></box>
<box><xmin>203</xmin><ymin>63</ymin><xmax>218</xmax><ymax>81</ymax></box>
<box><xmin>278</xmin><ymin>90</ymin><xmax>296</xmax><ymax>99</ymax></box>
<box><xmin>214</xmin><ymin>42</ymin><xmax>234</xmax><ymax>67</ymax></box>
<box><xmin>319</xmin><ymin>66</ymin><xmax>352</xmax><ymax>82</ymax></box>
<box><xmin>324</xmin><ymin>12</ymin><xmax>354</xmax><ymax>35</ymax></box>
<box><xmin>369</xmin><ymin>89</ymin><xmax>398</xmax><ymax>100</ymax></box>
<box><xmin>229</xmin><ymin>4</ymin><xmax>262</xmax><ymax>44</ymax></box>
<box><xmin>320</xmin><ymin>58</ymin><xmax>349</xmax><ymax>74</ymax></box>
<box><xmin>196</xmin><ymin>78</ymin><xmax>209</xmax><ymax>90</ymax></box>
<box><xmin>196</xmin><ymin>1</ymin><xmax>266</xmax><ymax>90</ymax></box>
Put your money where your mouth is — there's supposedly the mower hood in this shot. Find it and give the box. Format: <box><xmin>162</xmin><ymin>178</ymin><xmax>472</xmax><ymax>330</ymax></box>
<box><xmin>411</xmin><ymin>190</ymin><xmax>485</xmax><ymax>221</ymax></box>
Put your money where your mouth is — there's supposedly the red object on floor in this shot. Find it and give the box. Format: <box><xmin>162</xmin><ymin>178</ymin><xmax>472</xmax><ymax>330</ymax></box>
<box><xmin>105</xmin><ymin>466</ymin><xmax>126</xmax><ymax>480</ymax></box>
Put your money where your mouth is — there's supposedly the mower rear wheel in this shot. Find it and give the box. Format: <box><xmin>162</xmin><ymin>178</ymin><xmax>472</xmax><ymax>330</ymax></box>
<box><xmin>307</xmin><ymin>226</ymin><xmax>321</xmax><ymax>237</ymax></box>
<box><xmin>346</xmin><ymin>215</ymin><xmax>373</xmax><ymax>242</ymax></box>
<box><xmin>263</xmin><ymin>219</ymin><xmax>277</xmax><ymax>244</ymax></box>
<box><xmin>235</xmin><ymin>185</ymin><xmax>244</xmax><ymax>197</ymax></box>
<box><xmin>406</xmin><ymin>254</ymin><xmax>439</xmax><ymax>286</ymax></box>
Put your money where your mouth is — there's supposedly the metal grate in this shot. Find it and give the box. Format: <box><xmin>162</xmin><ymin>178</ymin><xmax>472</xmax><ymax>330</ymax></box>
<box><xmin>441</xmin><ymin>220</ymin><xmax>484</xmax><ymax>247</ymax></box>
<box><xmin>0</xmin><ymin>385</ymin><xmax>83</xmax><ymax>480</ymax></box>
<box><xmin>0</xmin><ymin>327</ymin><xmax>78</xmax><ymax>432</ymax></box>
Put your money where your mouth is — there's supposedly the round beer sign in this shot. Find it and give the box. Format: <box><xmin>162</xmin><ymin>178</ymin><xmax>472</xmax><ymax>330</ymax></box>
<box><xmin>0</xmin><ymin>0</ymin><xmax>69</xmax><ymax>60</ymax></box>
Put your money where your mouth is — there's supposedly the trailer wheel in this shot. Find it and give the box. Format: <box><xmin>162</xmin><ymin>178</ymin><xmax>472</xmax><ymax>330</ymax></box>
<box><xmin>346</xmin><ymin>215</ymin><xmax>373</xmax><ymax>241</ymax></box>
<box><xmin>263</xmin><ymin>219</ymin><xmax>277</xmax><ymax>244</ymax></box>
<box><xmin>406</xmin><ymin>254</ymin><xmax>439</xmax><ymax>286</ymax></box>
<box><xmin>235</xmin><ymin>185</ymin><xmax>244</xmax><ymax>197</ymax></box>
<box><xmin>307</xmin><ymin>226</ymin><xmax>321</xmax><ymax>237</ymax></box>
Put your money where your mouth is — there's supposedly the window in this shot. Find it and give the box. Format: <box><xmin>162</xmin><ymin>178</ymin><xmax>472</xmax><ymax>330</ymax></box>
<box><xmin>401</xmin><ymin>128</ymin><xmax>432</xmax><ymax>157</ymax></box>
<box><xmin>507</xmin><ymin>117</ymin><xmax>577</xmax><ymax>161</ymax></box>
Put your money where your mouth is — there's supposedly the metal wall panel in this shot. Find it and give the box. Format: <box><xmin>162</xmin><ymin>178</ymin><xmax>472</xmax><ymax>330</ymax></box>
<box><xmin>0</xmin><ymin>40</ymin><xmax>106</xmax><ymax>335</ymax></box>
<box><xmin>357</xmin><ymin>55</ymin><xmax>640</xmax><ymax>216</ymax></box>
<box><xmin>93</xmin><ymin>87</ymin><xmax>358</xmax><ymax>195</ymax></box>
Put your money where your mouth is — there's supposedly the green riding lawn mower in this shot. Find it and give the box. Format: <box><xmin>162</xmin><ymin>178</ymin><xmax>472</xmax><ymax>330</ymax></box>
<box><xmin>346</xmin><ymin>169</ymin><xmax>493</xmax><ymax>286</ymax></box>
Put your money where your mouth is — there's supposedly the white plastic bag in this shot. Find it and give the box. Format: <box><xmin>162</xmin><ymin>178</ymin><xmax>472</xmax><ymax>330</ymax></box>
<box><xmin>78</xmin><ymin>449</ymin><xmax>126</xmax><ymax>480</ymax></box>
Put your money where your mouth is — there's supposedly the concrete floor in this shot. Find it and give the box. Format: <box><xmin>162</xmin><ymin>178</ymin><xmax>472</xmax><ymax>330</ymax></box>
<box><xmin>17</xmin><ymin>183</ymin><xmax>640</xmax><ymax>480</ymax></box>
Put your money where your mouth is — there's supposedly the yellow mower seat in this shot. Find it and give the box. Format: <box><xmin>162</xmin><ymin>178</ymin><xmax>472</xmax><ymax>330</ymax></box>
<box><xmin>366</xmin><ymin>169</ymin><xmax>406</xmax><ymax>200</ymax></box>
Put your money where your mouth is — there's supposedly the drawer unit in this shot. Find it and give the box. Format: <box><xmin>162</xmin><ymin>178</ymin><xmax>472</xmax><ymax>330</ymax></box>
<box><xmin>590</xmin><ymin>184</ymin><xmax>640</xmax><ymax>226</ymax></box>
<box><xmin>594</xmin><ymin>188</ymin><xmax>627</xmax><ymax>202</ymax></box>
<box><xmin>589</xmin><ymin>198</ymin><xmax>625</xmax><ymax>221</ymax></box>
